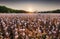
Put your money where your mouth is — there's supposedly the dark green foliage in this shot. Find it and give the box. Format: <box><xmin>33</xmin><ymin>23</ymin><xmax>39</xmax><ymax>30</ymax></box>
<box><xmin>0</xmin><ymin>6</ymin><xmax>60</xmax><ymax>13</ymax></box>
<box><xmin>52</xmin><ymin>9</ymin><xmax>60</xmax><ymax>13</ymax></box>
<box><xmin>42</xmin><ymin>34</ymin><xmax>46</xmax><ymax>39</ymax></box>
<box><xmin>39</xmin><ymin>9</ymin><xmax>60</xmax><ymax>13</ymax></box>
<box><xmin>0</xmin><ymin>6</ymin><xmax>28</xmax><ymax>13</ymax></box>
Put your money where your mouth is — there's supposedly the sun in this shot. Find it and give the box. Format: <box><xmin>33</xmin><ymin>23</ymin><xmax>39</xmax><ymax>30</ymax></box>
<box><xmin>27</xmin><ymin>8</ymin><xmax>34</xmax><ymax>12</ymax></box>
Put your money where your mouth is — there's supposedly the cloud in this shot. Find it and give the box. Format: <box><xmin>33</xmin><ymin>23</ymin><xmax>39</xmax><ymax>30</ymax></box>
<box><xmin>0</xmin><ymin>0</ymin><xmax>60</xmax><ymax>4</ymax></box>
<box><xmin>0</xmin><ymin>0</ymin><xmax>60</xmax><ymax>2</ymax></box>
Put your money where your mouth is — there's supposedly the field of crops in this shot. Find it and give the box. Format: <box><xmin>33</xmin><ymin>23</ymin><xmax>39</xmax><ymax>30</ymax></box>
<box><xmin>0</xmin><ymin>13</ymin><xmax>60</xmax><ymax>39</ymax></box>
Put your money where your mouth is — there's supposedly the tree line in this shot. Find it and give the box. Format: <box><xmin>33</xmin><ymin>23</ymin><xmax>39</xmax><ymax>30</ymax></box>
<box><xmin>38</xmin><ymin>9</ymin><xmax>60</xmax><ymax>13</ymax></box>
<box><xmin>0</xmin><ymin>6</ymin><xmax>28</xmax><ymax>13</ymax></box>
<box><xmin>0</xmin><ymin>6</ymin><xmax>60</xmax><ymax>13</ymax></box>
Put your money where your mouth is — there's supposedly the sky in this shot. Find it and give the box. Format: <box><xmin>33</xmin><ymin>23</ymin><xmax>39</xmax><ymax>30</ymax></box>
<box><xmin>0</xmin><ymin>0</ymin><xmax>60</xmax><ymax>11</ymax></box>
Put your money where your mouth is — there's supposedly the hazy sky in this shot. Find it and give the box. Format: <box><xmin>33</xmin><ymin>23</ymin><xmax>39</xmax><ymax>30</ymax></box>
<box><xmin>0</xmin><ymin>0</ymin><xmax>60</xmax><ymax>11</ymax></box>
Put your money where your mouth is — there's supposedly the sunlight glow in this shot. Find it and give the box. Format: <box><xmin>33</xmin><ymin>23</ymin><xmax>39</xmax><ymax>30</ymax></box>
<box><xmin>27</xmin><ymin>7</ymin><xmax>34</xmax><ymax>12</ymax></box>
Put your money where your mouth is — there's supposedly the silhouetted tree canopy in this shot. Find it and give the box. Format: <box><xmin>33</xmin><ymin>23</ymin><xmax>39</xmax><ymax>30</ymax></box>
<box><xmin>39</xmin><ymin>9</ymin><xmax>60</xmax><ymax>13</ymax></box>
<box><xmin>0</xmin><ymin>6</ymin><xmax>28</xmax><ymax>13</ymax></box>
<box><xmin>0</xmin><ymin>6</ymin><xmax>60</xmax><ymax>13</ymax></box>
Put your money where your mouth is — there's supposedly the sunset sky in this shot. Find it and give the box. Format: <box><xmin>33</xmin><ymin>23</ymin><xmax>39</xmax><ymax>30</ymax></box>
<box><xmin>0</xmin><ymin>0</ymin><xmax>60</xmax><ymax>11</ymax></box>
